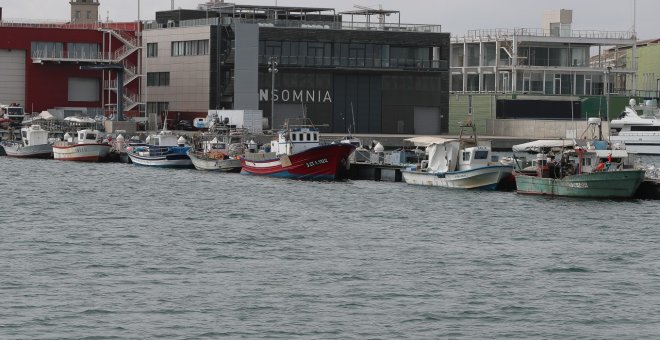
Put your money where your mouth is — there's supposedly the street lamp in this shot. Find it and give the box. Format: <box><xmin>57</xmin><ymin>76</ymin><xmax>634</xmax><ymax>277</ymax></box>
<box><xmin>605</xmin><ymin>66</ymin><xmax>612</xmax><ymax>122</ymax></box>
<box><xmin>268</xmin><ymin>56</ymin><xmax>279</xmax><ymax>130</ymax></box>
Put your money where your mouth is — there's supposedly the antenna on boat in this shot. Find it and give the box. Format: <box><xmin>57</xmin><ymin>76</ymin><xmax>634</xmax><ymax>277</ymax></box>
<box><xmin>162</xmin><ymin>110</ymin><xmax>169</xmax><ymax>132</ymax></box>
<box><xmin>350</xmin><ymin>101</ymin><xmax>356</xmax><ymax>137</ymax></box>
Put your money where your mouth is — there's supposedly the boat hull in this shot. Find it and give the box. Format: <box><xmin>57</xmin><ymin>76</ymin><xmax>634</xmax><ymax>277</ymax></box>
<box><xmin>127</xmin><ymin>153</ymin><xmax>193</xmax><ymax>168</ymax></box>
<box><xmin>402</xmin><ymin>165</ymin><xmax>514</xmax><ymax>190</ymax></box>
<box><xmin>52</xmin><ymin>143</ymin><xmax>111</xmax><ymax>162</ymax></box>
<box><xmin>610</xmin><ymin>135</ymin><xmax>660</xmax><ymax>155</ymax></box>
<box><xmin>2</xmin><ymin>143</ymin><xmax>52</xmax><ymax>159</ymax></box>
<box><xmin>240</xmin><ymin>144</ymin><xmax>355</xmax><ymax>181</ymax></box>
<box><xmin>515</xmin><ymin>170</ymin><xmax>645</xmax><ymax>198</ymax></box>
<box><xmin>188</xmin><ymin>151</ymin><xmax>241</xmax><ymax>172</ymax></box>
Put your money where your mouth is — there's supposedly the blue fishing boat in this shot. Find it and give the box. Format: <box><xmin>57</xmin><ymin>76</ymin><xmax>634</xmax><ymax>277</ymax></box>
<box><xmin>127</xmin><ymin>130</ymin><xmax>192</xmax><ymax>168</ymax></box>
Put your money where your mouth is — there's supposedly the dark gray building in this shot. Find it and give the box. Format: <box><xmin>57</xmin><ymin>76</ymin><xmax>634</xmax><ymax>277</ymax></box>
<box><xmin>146</xmin><ymin>4</ymin><xmax>449</xmax><ymax>134</ymax></box>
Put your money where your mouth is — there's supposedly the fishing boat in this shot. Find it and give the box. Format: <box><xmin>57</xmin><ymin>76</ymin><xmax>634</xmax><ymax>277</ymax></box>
<box><xmin>240</xmin><ymin>118</ymin><xmax>356</xmax><ymax>180</ymax></box>
<box><xmin>187</xmin><ymin>134</ymin><xmax>243</xmax><ymax>172</ymax></box>
<box><xmin>127</xmin><ymin>130</ymin><xmax>192</xmax><ymax>168</ymax></box>
<box><xmin>513</xmin><ymin>139</ymin><xmax>644</xmax><ymax>198</ymax></box>
<box><xmin>1</xmin><ymin>125</ymin><xmax>52</xmax><ymax>158</ymax></box>
<box><xmin>402</xmin><ymin>117</ymin><xmax>513</xmax><ymax>190</ymax></box>
<box><xmin>52</xmin><ymin>129</ymin><xmax>111</xmax><ymax>162</ymax></box>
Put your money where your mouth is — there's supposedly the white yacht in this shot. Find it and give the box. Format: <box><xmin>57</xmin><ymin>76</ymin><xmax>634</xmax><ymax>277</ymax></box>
<box><xmin>610</xmin><ymin>99</ymin><xmax>660</xmax><ymax>154</ymax></box>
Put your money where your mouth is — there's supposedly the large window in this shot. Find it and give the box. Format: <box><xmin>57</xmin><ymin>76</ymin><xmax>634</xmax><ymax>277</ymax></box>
<box><xmin>260</xmin><ymin>40</ymin><xmax>440</xmax><ymax>70</ymax></box>
<box><xmin>147</xmin><ymin>102</ymin><xmax>169</xmax><ymax>114</ymax></box>
<box><xmin>171</xmin><ymin>40</ymin><xmax>209</xmax><ymax>57</ymax></box>
<box><xmin>31</xmin><ymin>41</ymin><xmax>64</xmax><ymax>59</ymax></box>
<box><xmin>67</xmin><ymin>43</ymin><xmax>99</xmax><ymax>59</ymax></box>
<box><xmin>147</xmin><ymin>43</ymin><xmax>158</xmax><ymax>58</ymax></box>
<box><xmin>147</xmin><ymin>72</ymin><xmax>170</xmax><ymax>86</ymax></box>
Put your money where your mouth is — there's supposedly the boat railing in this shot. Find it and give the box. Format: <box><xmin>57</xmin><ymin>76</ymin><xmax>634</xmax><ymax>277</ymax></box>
<box><xmin>615</xmin><ymin>131</ymin><xmax>660</xmax><ymax>137</ymax></box>
<box><xmin>282</xmin><ymin>117</ymin><xmax>318</xmax><ymax>130</ymax></box>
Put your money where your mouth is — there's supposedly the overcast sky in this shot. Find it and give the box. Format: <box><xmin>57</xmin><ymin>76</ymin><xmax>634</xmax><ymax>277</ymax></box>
<box><xmin>1</xmin><ymin>0</ymin><xmax>657</xmax><ymax>39</ymax></box>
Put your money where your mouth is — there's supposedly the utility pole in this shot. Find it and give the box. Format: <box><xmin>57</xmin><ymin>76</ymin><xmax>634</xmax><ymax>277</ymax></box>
<box><xmin>268</xmin><ymin>56</ymin><xmax>279</xmax><ymax>130</ymax></box>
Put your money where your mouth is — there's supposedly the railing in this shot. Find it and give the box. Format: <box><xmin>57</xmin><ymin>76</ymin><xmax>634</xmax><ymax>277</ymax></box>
<box><xmin>615</xmin><ymin>131</ymin><xmax>660</xmax><ymax>137</ymax></box>
<box><xmin>113</xmin><ymin>44</ymin><xmax>138</xmax><ymax>61</ymax></box>
<box><xmin>241</xmin><ymin>18</ymin><xmax>442</xmax><ymax>33</ymax></box>
<box><xmin>31</xmin><ymin>48</ymin><xmax>137</xmax><ymax>63</ymax></box>
<box><xmin>259</xmin><ymin>55</ymin><xmax>448</xmax><ymax>70</ymax></box>
<box><xmin>0</xmin><ymin>19</ymin><xmax>131</xmax><ymax>30</ymax></box>
<box><xmin>31</xmin><ymin>49</ymin><xmax>112</xmax><ymax>61</ymax></box>
<box><xmin>145</xmin><ymin>17</ymin><xmax>442</xmax><ymax>33</ymax></box>
<box><xmin>102</xmin><ymin>28</ymin><xmax>139</xmax><ymax>47</ymax></box>
<box><xmin>453</xmin><ymin>28</ymin><xmax>635</xmax><ymax>42</ymax></box>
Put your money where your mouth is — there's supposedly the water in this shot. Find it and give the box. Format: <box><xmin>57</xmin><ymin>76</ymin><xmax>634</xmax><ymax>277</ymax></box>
<box><xmin>2</xmin><ymin>157</ymin><xmax>660</xmax><ymax>339</ymax></box>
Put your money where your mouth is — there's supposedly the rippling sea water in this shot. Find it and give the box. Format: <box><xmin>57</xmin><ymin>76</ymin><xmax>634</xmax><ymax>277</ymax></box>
<box><xmin>2</xmin><ymin>157</ymin><xmax>660</xmax><ymax>339</ymax></box>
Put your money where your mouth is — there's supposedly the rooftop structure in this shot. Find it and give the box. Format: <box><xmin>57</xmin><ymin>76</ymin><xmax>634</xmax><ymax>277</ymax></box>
<box><xmin>146</xmin><ymin>3</ymin><xmax>440</xmax><ymax>34</ymax></box>
<box><xmin>70</xmin><ymin>0</ymin><xmax>100</xmax><ymax>24</ymax></box>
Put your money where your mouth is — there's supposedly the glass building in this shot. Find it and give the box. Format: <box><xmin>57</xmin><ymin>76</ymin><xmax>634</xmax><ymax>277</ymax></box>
<box><xmin>143</xmin><ymin>4</ymin><xmax>450</xmax><ymax>134</ymax></box>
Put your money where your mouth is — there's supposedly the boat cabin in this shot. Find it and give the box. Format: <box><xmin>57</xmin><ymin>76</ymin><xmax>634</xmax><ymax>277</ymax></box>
<box><xmin>578</xmin><ymin>148</ymin><xmax>629</xmax><ymax>173</ymax></box>
<box><xmin>458</xmin><ymin>146</ymin><xmax>491</xmax><ymax>171</ymax></box>
<box><xmin>205</xmin><ymin>138</ymin><xmax>227</xmax><ymax>152</ymax></box>
<box><xmin>148</xmin><ymin>130</ymin><xmax>181</xmax><ymax>146</ymax></box>
<box><xmin>1</xmin><ymin>104</ymin><xmax>25</xmax><ymax>119</ymax></box>
<box><xmin>78</xmin><ymin>129</ymin><xmax>102</xmax><ymax>143</ymax></box>
<box><xmin>271</xmin><ymin>127</ymin><xmax>320</xmax><ymax>156</ymax></box>
<box><xmin>20</xmin><ymin>125</ymin><xmax>49</xmax><ymax>146</ymax></box>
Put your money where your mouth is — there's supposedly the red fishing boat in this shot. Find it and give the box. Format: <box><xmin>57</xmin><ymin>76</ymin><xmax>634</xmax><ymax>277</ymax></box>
<box><xmin>240</xmin><ymin>118</ymin><xmax>355</xmax><ymax>180</ymax></box>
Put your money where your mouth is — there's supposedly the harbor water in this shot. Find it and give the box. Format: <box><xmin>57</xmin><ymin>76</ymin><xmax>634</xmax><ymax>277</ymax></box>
<box><xmin>2</xmin><ymin>157</ymin><xmax>660</xmax><ymax>339</ymax></box>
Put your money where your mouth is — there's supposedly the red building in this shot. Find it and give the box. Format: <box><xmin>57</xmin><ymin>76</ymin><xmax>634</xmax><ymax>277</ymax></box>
<box><xmin>0</xmin><ymin>11</ymin><xmax>141</xmax><ymax>117</ymax></box>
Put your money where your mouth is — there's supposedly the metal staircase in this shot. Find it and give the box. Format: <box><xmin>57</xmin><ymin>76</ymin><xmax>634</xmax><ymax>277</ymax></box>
<box><xmin>100</xmin><ymin>28</ymin><xmax>143</xmax><ymax>112</ymax></box>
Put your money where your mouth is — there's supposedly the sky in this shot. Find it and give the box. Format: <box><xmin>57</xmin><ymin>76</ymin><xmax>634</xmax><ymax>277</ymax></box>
<box><xmin>1</xmin><ymin>0</ymin><xmax>658</xmax><ymax>39</ymax></box>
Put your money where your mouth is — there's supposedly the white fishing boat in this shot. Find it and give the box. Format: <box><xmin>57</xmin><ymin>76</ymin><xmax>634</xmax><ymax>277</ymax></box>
<box><xmin>402</xmin><ymin>118</ymin><xmax>513</xmax><ymax>190</ymax></box>
<box><xmin>610</xmin><ymin>99</ymin><xmax>660</xmax><ymax>154</ymax></box>
<box><xmin>187</xmin><ymin>135</ymin><xmax>243</xmax><ymax>172</ymax></box>
<box><xmin>127</xmin><ymin>130</ymin><xmax>192</xmax><ymax>168</ymax></box>
<box><xmin>1</xmin><ymin>125</ymin><xmax>53</xmax><ymax>158</ymax></box>
<box><xmin>52</xmin><ymin>129</ymin><xmax>111</xmax><ymax>162</ymax></box>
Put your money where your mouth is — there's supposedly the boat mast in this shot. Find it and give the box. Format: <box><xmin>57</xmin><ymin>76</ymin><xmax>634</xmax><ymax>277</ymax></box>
<box><xmin>458</xmin><ymin>95</ymin><xmax>478</xmax><ymax>148</ymax></box>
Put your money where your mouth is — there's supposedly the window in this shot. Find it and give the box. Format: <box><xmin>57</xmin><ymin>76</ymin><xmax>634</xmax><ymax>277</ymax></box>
<box><xmin>265</xmin><ymin>40</ymin><xmax>282</xmax><ymax>58</ymax></box>
<box><xmin>306</xmin><ymin>133</ymin><xmax>311</xmax><ymax>141</ymax></box>
<box><xmin>292</xmin><ymin>133</ymin><xmax>297</xmax><ymax>141</ymax></box>
<box><xmin>171</xmin><ymin>40</ymin><xmax>209</xmax><ymax>56</ymax></box>
<box><xmin>75</xmin><ymin>11</ymin><xmax>81</xmax><ymax>19</ymax></box>
<box><xmin>67</xmin><ymin>42</ymin><xmax>99</xmax><ymax>59</ymax></box>
<box><xmin>474</xmin><ymin>150</ymin><xmax>489</xmax><ymax>159</ymax></box>
<box><xmin>147</xmin><ymin>102</ymin><xmax>169</xmax><ymax>114</ymax></box>
<box><xmin>87</xmin><ymin>11</ymin><xmax>92</xmax><ymax>19</ymax></box>
<box><xmin>31</xmin><ymin>41</ymin><xmax>64</xmax><ymax>59</ymax></box>
<box><xmin>147</xmin><ymin>72</ymin><xmax>170</xmax><ymax>86</ymax></box>
<box><xmin>463</xmin><ymin>152</ymin><xmax>470</xmax><ymax>161</ymax></box>
<box><xmin>147</xmin><ymin>43</ymin><xmax>158</xmax><ymax>58</ymax></box>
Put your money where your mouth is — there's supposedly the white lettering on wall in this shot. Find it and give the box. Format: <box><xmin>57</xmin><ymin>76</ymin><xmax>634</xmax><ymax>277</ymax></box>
<box><xmin>293</xmin><ymin>90</ymin><xmax>303</xmax><ymax>102</ymax></box>
<box><xmin>259</xmin><ymin>89</ymin><xmax>332</xmax><ymax>103</ymax></box>
<box><xmin>259</xmin><ymin>89</ymin><xmax>269</xmax><ymax>102</ymax></box>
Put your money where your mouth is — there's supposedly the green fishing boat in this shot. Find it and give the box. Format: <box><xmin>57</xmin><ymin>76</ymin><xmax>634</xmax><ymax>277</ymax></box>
<box><xmin>512</xmin><ymin>133</ymin><xmax>645</xmax><ymax>198</ymax></box>
<box><xmin>515</xmin><ymin>169</ymin><xmax>645</xmax><ymax>198</ymax></box>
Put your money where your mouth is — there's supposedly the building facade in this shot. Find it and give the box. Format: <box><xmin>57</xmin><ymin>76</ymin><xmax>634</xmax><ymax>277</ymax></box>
<box><xmin>0</xmin><ymin>2</ymin><xmax>141</xmax><ymax>117</ymax></box>
<box><xmin>448</xmin><ymin>9</ymin><xmax>637</xmax><ymax>134</ymax></box>
<box><xmin>143</xmin><ymin>5</ymin><xmax>450</xmax><ymax>134</ymax></box>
